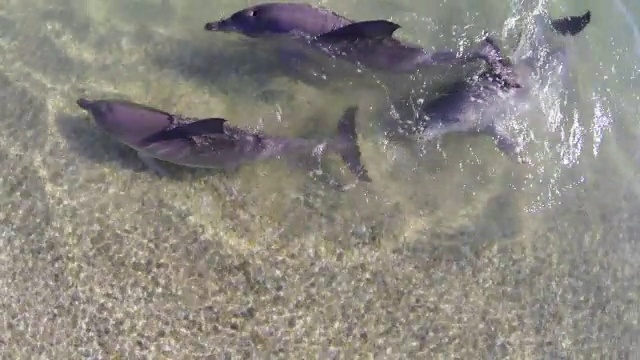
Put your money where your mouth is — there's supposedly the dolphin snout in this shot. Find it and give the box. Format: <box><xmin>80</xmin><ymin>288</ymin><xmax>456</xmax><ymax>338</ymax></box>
<box><xmin>204</xmin><ymin>21</ymin><xmax>225</xmax><ymax>31</ymax></box>
<box><xmin>204</xmin><ymin>20</ymin><xmax>237</xmax><ymax>32</ymax></box>
<box><xmin>204</xmin><ymin>22</ymin><xmax>218</xmax><ymax>31</ymax></box>
<box><xmin>76</xmin><ymin>98</ymin><xmax>94</xmax><ymax>110</ymax></box>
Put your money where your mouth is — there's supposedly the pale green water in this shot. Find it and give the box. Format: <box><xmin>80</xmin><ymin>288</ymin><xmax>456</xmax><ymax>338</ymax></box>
<box><xmin>0</xmin><ymin>0</ymin><xmax>639</xmax><ymax>357</ymax></box>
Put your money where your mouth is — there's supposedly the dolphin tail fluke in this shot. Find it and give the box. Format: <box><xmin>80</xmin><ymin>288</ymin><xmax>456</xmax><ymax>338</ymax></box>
<box><xmin>550</xmin><ymin>10</ymin><xmax>591</xmax><ymax>36</ymax></box>
<box><xmin>334</xmin><ymin>106</ymin><xmax>372</xmax><ymax>182</ymax></box>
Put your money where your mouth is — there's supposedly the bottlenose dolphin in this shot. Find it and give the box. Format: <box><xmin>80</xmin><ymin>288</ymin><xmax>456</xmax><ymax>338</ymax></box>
<box><xmin>204</xmin><ymin>2</ymin><xmax>351</xmax><ymax>37</ymax></box>
<box><xmin>76</xmin><ymin>98</ymin><xmax>371</xmax><ymax>181</ymax></box>
<box><xmin>204</xmin><ymin>2</ymin><xmax>489</xmax><ymax>73</ymax></box>
<box><xmin>389</xmin><ymin>10</ymin><xmax>592</xmax><ymax>162</ymax></box>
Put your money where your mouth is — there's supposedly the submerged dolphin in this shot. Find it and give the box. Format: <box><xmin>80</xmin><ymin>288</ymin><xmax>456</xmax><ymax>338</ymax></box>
<box><xmin>204</xmin><ymin>2</ymin><xmax>488</xmax><ymax>73</ymax></box>
<box><xmin>76</xmin><ymin>98</ymin><xmax>371</xmax><ymax>182</ymax></box>
<box><xmin>389</xmin><ymin>10</ymin><xmax>592</xmax><ymax>162</ymax></box>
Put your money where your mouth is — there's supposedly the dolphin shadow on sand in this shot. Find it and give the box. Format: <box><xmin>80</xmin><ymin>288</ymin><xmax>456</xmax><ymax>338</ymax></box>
<box><xmin>149</xmin><ymin>34</ymin><xmax>368</xmax><ymax>97</ymax></box>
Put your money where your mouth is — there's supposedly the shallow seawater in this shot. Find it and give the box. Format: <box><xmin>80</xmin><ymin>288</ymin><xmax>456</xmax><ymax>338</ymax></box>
<box><xmin>0</xmin><ymin>0</ymin><xmax>638</xmax><ymax>357</ymax></box>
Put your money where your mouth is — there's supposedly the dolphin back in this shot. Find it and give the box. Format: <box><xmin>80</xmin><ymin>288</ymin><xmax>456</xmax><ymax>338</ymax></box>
<box><xmin>140</xmin><ymin>118</ymin><xmax>227</xmax><ymax>145</ymax></box>
<box><xmin>204</xmin><ymin>2</ymin><xmax>353</xmax><ymax>37</ymax></box>
<box><xmin>252</xmin><ymin>2</ymin><xmax>353</xmax><ymax>35</ymax></box>
<box><xmin>315</xmin><ymin>20</ymin><xmax>401</xmax><ymax>42</ymax></box>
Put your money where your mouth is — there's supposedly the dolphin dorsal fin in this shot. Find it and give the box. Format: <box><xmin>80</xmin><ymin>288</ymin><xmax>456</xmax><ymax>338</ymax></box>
<box><xmin>317</xmin><ymin>20</ymin><xmax>401</xmax><ymax>42</ymax></box>
<box><xmin>142</xmin><ymin>118</ymin><xmax>228</xmax><ymax>144</ymax></box>
<box><xmin>178</xmin><ymin>118</ymin><xmax>228</xmax><ymax>136</ymax></box>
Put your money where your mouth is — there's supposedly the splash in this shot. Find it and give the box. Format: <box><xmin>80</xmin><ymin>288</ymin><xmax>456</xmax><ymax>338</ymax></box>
<box><xmin>505</xmin><ymin>0</ymin><xmax>594</xmax><ymax>213</ymax></box>
<box><xmin>591</xmin><ymin>91</ymin><xmax>613</xmax><ymax>157</ymax></box>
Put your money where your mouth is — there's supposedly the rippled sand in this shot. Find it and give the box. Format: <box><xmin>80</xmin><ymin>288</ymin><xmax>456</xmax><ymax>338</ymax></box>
<box><xmin>0</xmin><ymin>0</ymin><xmax>638</xmax><ymax>357</ymax></box>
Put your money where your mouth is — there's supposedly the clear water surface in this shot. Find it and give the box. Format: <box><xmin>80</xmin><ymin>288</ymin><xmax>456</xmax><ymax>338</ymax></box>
<box><xmin>0</xmin><ymin>0</ymin><xmax>638</xmax><ymax>357</ymax></box>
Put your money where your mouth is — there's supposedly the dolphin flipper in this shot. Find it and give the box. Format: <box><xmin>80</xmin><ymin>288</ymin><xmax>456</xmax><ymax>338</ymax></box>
<box><xmin>138</xmin><ymin>152</ymin><xmax>170</xmax><ymax>177</ymax></box>
<box><xmin>550</xmin><ymin>11</ymin><xmax>591</xmax><ymax>36</ymax></box>
<box><xmin>316</xmin><ymin>20</ymin><xmax>401</xmax><ymax>42</ymax></box>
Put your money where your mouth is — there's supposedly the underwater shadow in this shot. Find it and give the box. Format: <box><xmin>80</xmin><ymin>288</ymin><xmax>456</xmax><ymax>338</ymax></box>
<box><xmin>148</xmin><ymin>35</ymin><xmax>369</xmax><ymax>96</ymax></box>
<box><xmin>55</xmin><ymin>112</ymin><xmax>220</xmax><ymax>181</ymax></box>
<box><xmin>399</xmin><ymin>187</ymin><xmax>525</xmax><ymax>270</ymax></box>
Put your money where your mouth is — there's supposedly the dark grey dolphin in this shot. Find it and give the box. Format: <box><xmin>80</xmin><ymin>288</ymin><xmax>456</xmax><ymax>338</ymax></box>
<box><xmin>204</xmin><ymin>2</ymin><xmax>486</xmax><ymax>73</ymax></box>
<box><xmin>204</xmin><ymin>2</ymin><xmax>352</xmax><ymax>37</ymax></box>
<box><xmin>76</xmin><ymin>98</ymin><xmax>371</xmax><ymax>182</ymax></box>
<box><xmin>389</xmin><ymin>10</ymin><xmax>592</xmax><ymax>162</ymax></box>
<box><xmin>303</xmin><ymin>20</ymin><xmax>477</xmax><ymax>72</ymax></box>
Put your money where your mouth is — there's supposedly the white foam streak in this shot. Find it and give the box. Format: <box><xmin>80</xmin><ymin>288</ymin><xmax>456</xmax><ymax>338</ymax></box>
<box><xmin>591</xmin><ymin>92</ymin><xmax>613</xmax><ymax>157</ymax></box>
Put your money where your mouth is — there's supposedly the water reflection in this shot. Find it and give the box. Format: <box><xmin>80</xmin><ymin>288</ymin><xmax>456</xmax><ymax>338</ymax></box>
<box><xmin>0</xmin><ymin>0</ymin><xmax>637</xmax><ymax>357</ymax></box>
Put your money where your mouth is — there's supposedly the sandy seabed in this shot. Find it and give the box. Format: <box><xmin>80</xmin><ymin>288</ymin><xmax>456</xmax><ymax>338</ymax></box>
<box><xmin>0</xmin><ymin>0</ymin><xmax>638</xmax><ymax>357</ymax></box>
